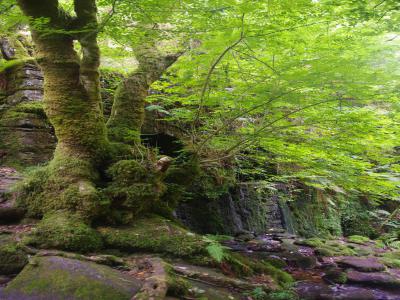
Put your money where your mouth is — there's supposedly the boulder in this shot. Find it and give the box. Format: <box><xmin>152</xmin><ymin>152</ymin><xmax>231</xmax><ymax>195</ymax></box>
<box><xmin>346</xmin><ymin>270</ymin><xmax>400</xmax><ymax>289</ymax></box>
<box><xmin>1</xmin><ymin>256</ymin><xmax>142</xmax><ymax>300</ymax></box>
<box><xmin>338</xmin><ymin>257</ymin><xmax>385</xmax><ymax>272</ymax></box>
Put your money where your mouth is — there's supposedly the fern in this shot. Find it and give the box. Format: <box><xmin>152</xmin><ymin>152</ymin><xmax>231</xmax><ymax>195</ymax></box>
<box><xmin>203</xmin><ymin>236</ymin><xmax>230</xmax><ymax>262</ymax></box>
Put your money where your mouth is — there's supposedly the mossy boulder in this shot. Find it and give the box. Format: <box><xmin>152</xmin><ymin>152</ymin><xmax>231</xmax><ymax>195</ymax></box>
<box><xmin>298</xmin><ymin>238</ymin><xmax>358</xmax><ymax>257</ymax></box>
<box><xmin>323</xmin><ymin>269</ymin><xmax>348</xmax><ymax>284</ymax></box>
<box><xmin>1</xmin><ymin>256</ymin><xmax>142</xmax><ymax>300</ymax></box>
<box><xmin>0</xmin><ymin>239</ymin><xmax>28</xmax><ymax>275</ymax></box>
<box><xmin>24</xmin><ymin>212</ymin><xmax>103</xmax><ymax>253</ymax></box>
<box><xmin>348</xmin><ymin>235</ymin><xmax>371</xmax><ymax>245</ymax></box>
<box><xmin>379</xmin><ymin>251</ymin><xmax>400</xmax><ymax>268</ymax></box>
<box><xmin>98</xmin><ymin>216</ymin><xmax>207</xmax><ymax>258</ymax></box>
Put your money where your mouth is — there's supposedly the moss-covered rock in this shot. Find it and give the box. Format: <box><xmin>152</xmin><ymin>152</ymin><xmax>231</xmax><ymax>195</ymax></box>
<box><xmin>104</xmin><ymin>159</ymin><xmax>165</xmax><ymax>222</ymax></box>
<box><xmin>379</xmin><ymin>251</ymin><xmax>400</xmax><ymax>268</ymax></box>
<box><xmin>0</xmin><ymin>239</ymin><xmax>28</xmax><ymax>275</ymax></box>
<box><xmin>226</xmin><ymin>252</ymin><xmax>293</xmax><ymax>287</ymax></box>
<box><xmin>298</xmin><ymin>238</ymin><xmax>358</xmax><ymax>257</ymax></box>
<box><xmin>1</xmin><ymin>256</ymin><xmax>142</xmax><ymax>300</ymax></box>
<box><xmin>24</xmin><ymin>212</ymin><xmax>103</xmax><ymax>253</ymax></box>
<box><xmin>348</xmin><ymin>235</ymin><xmax>371</xmax><ymax>245</ymax></box>
<box><xmin>98</xmin><ymin>216</ymin><xmax>207</xmax><ymax>257</ymax></box>
<box><xmin>323</xmin><ymin>269</ymin><xmax>348</xmax><ymax>284</ymax></box>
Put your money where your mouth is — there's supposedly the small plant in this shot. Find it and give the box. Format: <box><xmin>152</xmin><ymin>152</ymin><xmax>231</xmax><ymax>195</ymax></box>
<box><xmin>202</xmin><ymin>235</ymin><xmax>230</xmax><ymax>262</ymax></box>
<box><xmin>244</xmin><ymin>287</ymin><xmax>268</xmax><ymax>300</ymax></box>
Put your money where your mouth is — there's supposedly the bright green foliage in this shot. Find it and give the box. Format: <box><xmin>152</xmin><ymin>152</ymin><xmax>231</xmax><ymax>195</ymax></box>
<box><xmin>104</xmin><ymin>0</ymin><xmax>400</xmax><ymax>202</ymax></box>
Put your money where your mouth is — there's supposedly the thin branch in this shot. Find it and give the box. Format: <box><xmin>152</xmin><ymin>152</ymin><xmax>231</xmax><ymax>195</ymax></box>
<box><xmin>224</xmin><ymin>99</ymin><xmax>340</xmax><ymax>153</ymax></box>
<box><xmin>193</xmin><ymin>13</ymin><xmax>245</xmax><ymax>126</ymax></box>
<box><xmin>196</xmin><ymin>88</ymin><xmax>301</xmax><ymax>153</ymax></box>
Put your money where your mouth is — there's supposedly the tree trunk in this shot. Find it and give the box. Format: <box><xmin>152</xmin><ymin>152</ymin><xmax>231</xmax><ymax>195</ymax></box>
<box><xmin>107</xmin><ymin>47</ymin><xmax>182</xmax><ymax>144</ymax></box>
<box><xmin>17</xmin><ymin>0</ymin><xmax>109</xmax><ymax>219</ymax></box>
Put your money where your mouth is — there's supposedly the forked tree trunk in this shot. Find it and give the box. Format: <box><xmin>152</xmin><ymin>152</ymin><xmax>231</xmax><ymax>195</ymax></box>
<box><xmin>107</xmin><ymin>47</ymin><xmax>182</xmax><ymax>144</ymax></box>
<box><xmin>17</xmin><ymin>0</ymin><xmax>109</xmax><ymax>218</ymax></box>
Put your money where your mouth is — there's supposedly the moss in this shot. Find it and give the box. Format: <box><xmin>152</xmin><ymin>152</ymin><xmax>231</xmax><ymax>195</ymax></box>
<box><xmin>323</xmin><ymin>269</ymin><xmax>348</xmax><ymax>284</ymax></box>
<box><xmin>0</xmin><ymin>240</ymin><xmax>28</xmax><ymax>275</ymax></box>
<box><xmin>98</xmin><ymin>216</ymin><xmax>207</xmax><ymax>258</ymax></box>
<box><xmin>4</xmin><ymin>256</ymin><xmax>139</xmax><ymax>300</ymax></box>
<box><xmin>348</xmin><ymin>235</ymin><xmax>371</xmax><ymax>245</ymax></box>
<box><xmin>164</xmin><ymin>264</ymin><xmax>192</xmax><ymax>297</ymax></box>
<box><xmin>225</xmin><ymin>253</ymin><xmax>293</xmax><ymax>287</ymax></box>
<box><xmin>16</xmin><ymin>153</ymin><xmax>108</xmax><ymax>219</ymax></box>
<box><xmin>296</xmin><ymin>237</ymin><xmax>325</xmax><ymax>248</ymax></box>
<box><xmin>313</xmin><ymin>240</ymin><xmax>358</xmax><ymax>257</ymax></box>
<box><xmin>104</xmin><ymin>159</ymin><xmax>165</xmax><ymax>221</ymax></box>
<box><xmin>24</xmin><ymin>212</ymin><xmax>103</xmax><ymax>253</ymax></box>
<box><xmin>297</xmin><ymin>238</ymin><xmax>358</xmax><ymax>257</ymax></box>
<box><xmin>0</xmin><ymin>57</ymin><xmax>34</xmax><ymax>73</ymax></box>
<box><xmin>379</xmin><ymin>251</ymin><xmax>400</xmax><ymax>268</ymax></box>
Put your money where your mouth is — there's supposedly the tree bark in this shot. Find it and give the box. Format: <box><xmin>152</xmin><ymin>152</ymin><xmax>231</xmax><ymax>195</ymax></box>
<box><xmin>107</xmin><ymin>47</ymin><xmax>182</xmax><ymax>144</ymax></box>
<box><xmin>17</xmin><ymin>0</ymin><xmax>109</xmax><ymax>218</ymax></box>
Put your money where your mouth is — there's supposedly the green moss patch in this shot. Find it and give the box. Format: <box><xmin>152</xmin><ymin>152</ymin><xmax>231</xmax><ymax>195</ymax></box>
<box><xmin>24</xmin><ymin>212</ymin><xmax>103</xmax><ymax>253</ymax></box>
<box><xmin>98</xmin><ymin>216</ymin><xmax>207</xmax><ymax>258</ymax></box>
<box><xmin>3</xmin><ymin>256</ymin><xmax>141</xmax><ymax>300</ymax></box>
<box><xmin>0</xmin><ymin>240</ymin><xmax>28</xmax><ymax>275</ymax></box>
<box><xmin>348</xmin><ymin>235</ymin><xmax>371</xmax><ymax>245</ymax></box>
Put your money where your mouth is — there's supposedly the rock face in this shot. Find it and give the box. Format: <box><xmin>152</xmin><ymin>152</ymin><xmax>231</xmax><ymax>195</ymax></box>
<box><xmin>0</xmin><ymin>37</ymin><xmax>55</xmax><ymax>167</ymax></box>
<box><xmin>1</xmin><ymin>256</ymin><xmax>142</xmax><ymax>300</ymax></box>
<box><xmin>0</xmin><ymin>167</ymin><xmax>25</xmax><ymax>224</ymax></box>
<box><xmin>346</xmin><ymin>270</ymin><xmax>400</xmax><ymax>289</ymax></box>
<box><xmin>176</xmin><ymin>182</ymin><xmax>295</xmax><ymax>235</ymax></box>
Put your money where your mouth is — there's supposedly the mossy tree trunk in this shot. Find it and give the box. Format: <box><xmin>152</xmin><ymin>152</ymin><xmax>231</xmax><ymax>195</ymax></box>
<box><xmin>107</xmin><ymin>46</ymin><xmax>182</xmax><ymax>144</ymax></box>
<box><xmin>17</xmin><ymin>0</ymin><xmax>109</xmax><ymax>218</ymax></box>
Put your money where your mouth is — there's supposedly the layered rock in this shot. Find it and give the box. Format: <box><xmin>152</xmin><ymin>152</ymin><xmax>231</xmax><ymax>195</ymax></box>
<box><xmin>0</xmin><ymin>37</ymin><xmax>55</xmax><ymax>167</ymax></box>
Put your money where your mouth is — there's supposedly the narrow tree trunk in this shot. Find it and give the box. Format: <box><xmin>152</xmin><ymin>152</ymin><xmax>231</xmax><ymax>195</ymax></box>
<box><xmin>107</xmin><ymin>47</ymin><xmax>182</xmax><ymax>144</ymax></box>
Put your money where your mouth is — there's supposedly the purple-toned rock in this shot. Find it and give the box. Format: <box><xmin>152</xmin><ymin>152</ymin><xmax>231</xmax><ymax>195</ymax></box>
<box><xmin>346</xmin><ymin>270</ymin><xmax>400</xmax><ymax>289</ymax></box>
<box><xmin>338</xmin><ymin>257</ymin><xmax>385</xmax><ymax>272</ymax></box>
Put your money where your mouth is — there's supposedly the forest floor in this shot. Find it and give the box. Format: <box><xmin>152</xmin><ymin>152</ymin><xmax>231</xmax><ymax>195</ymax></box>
<box><xmin>1</xmin><ymin>167</ymin><xmax>400</xmax><ymax>300</ymax></box>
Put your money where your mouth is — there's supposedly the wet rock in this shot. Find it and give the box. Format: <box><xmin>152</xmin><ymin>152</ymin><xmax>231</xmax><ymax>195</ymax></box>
<box><xmin>235</xmin><ymin>231</ymin><xmax>255</xmax><ymax>242</ymax></box>
<box><xmin>323</xmin><ymin>269</ymin><xmax>348</xmax><ymax>284</ymax></box>
<box><xmin>296</xmin><ymin>282</ymin><xmax>377</xmax><ymax>300</ymax></box>
<box><xmin>1</xmin><ymin>256</ymin><xmax>142</xmax><ymax>300</ymax></box>
<box><xmin>290</xmin><ymin>253</ymin><xmax>318</xmax><ymax>269</ymax></box>
<box><xmin>0</xmin><ymin>275</ymin><xmax>11</xmax><ymax>285</ymax></box>
<box><xmin>346</xmin><ymin>270</ymin><xmax>400</xmax><ymax>289</ymax></box>
<box><xmin>338</xmin><ymin>257</ymin><xmax>386</xmax><ymax>272</ymax></box>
